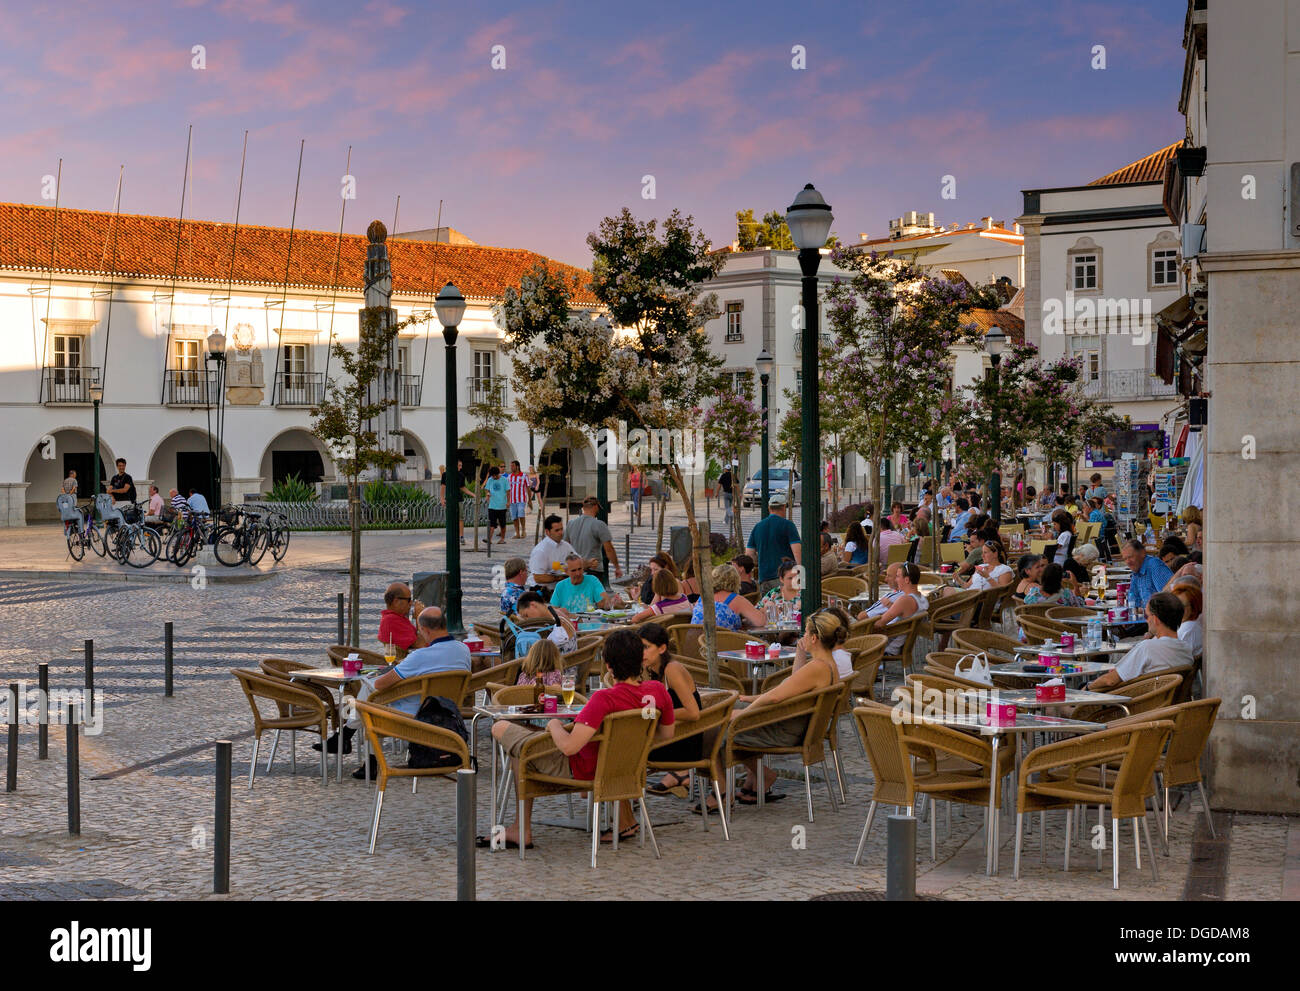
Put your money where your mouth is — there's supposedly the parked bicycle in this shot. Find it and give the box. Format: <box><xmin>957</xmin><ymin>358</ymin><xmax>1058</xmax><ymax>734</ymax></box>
<box><xmin>64</xmin><ymin>505</ymin><xmax>107</xmax><ymax>561</ymax></box>
<box><xmin>107</xmin><ymin>507</ymin><xmax>163</xmax><ymax>568</ymax></box>
<box><xmin>165</xmin><ymin>510</ymin><xmax>214</xmax><ymax>567</ymax></box>
<box><xmin>213</xmin><ymin>507</ymin><xmax>271</xmax><ymax>567</ymax></box>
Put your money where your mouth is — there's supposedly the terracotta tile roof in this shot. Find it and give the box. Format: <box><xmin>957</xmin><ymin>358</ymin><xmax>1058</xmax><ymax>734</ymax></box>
<box><xmin>0</xmin><ymin>202</ymin><xmax>597</xmax><ymax>304</ymax></box>
<box><xmin>1088</xmin><ymin>142</ymin><xmax>1181</xmax><ymax>186</ymax></box>
<box><xmin>964</xmin><ymin>308</ymin><xmax>1024</xmax><ymax>343</ymax></box>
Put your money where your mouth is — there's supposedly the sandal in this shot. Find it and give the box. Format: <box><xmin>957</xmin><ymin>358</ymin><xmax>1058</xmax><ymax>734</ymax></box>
<box><xmin>735</xmin><ymin>788</ymin><xmax>787</xmax><ymax>805</ymax></box>
<box><xmin>599</xmin><ymin>823</ymin><xmax>640</xmax><ymax>843</ymax></box>
<box><xmin>646</xmin><ymin>774</ymin><xmax>689</xmax><ymax>798</ymax></box>
<box><xmin>690</xmin><ymin>794</ymin><xmax>726</xmax><ymax>815</ymax></box>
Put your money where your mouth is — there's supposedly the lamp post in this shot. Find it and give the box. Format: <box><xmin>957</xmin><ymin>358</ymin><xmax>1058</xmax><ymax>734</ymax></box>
<box><xmin>206</xmin><ymin>329</ymin><xmax>227</xmax><ymax>509</ymax></box>
<box><xmin>756</xmin><ymin>347</ymin><xmax>774</xmax><ymax>520</ymax></box>
<box><xmin>436</xmin><ymin>283</ymin><xmax>467</xmax><ymax>635</ymax></box>
<box><xmin>786</xmin><ymin>183</ymin><xmax>834</xmax><ymax>622</ymax></box>
<box><xmin>985</xmin><ymin>325</ymin><xmax>1006</xmax><ymax>527</ymax></box>
<box><xmin>89</xmin><ymin>383</ymin><xmax>104</xmax><ymax>521</ymax></box>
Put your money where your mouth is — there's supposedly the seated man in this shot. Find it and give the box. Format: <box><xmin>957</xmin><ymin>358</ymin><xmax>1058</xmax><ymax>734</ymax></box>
<box><xmin>1088</xmin><ymin>592</ymin><xmax>1193</xmax><ymax>692</ymax></box>
<box><xmin>856</xmin><ymin>562</ymin><xmax>904</xmax><ymax>620</ymax></box>
<box><xmin>732</xmin><ymin>553</ymin><xmax>758</xmax><ymax>598</ymax></box>
<box><xmin>499</xmin><ymin>557</ymin><xmax>530</xmax><ymax>614</ymax></box>
<box><xmin>378</xmin><ymin>582</ymin><xmax>424</xmax><ymax>659</ymax></box>
<box><xmin>819</xmin><ymin>532</ymin><xmax>839</xmax><ymax>575</ymax></box>
<box><xmin>145</xmin><ymin>485</ymin><xmax>165</xmax><ymax>524</ymax></box>
<box><xmin>528</xmin><ymin>514</ymin><xmax>578</xmax><ymax>593</ymax></box>
<box><xmin>167</xmin><ymin>488</ymin><xmax>187</xmax><ymax>523</ymax></box>
<box><xmin>511</xmin><ymin>591</ymin><xmax>578</xmax><ymax>653</ymax></box>
<box><xmin>550</xmin><ymin>554</ymin><xmax>622</xmax><ymax>615</ymax></box>
<box><xmin>347</xmin><ymin>606</ymin><xmax>471</xmax><ymax>778</ymax></box>
<box><xmin>186</xmin><ymin>487</ymin><xmax>211</xmax><ymax>517</ymax></box>
<box><xmin>956</xmin><ymin>527</ymin><xmax>995</xmax><ymax>578</ymax></box>
<box><xmin>1119</xmin><ymin>539</ymin><xmax>1174</xmax><ymax>611</ymax></box>
<box><xmin>481</xmin><ymin>628</ymin><xmax>674</xmax><ymax>849</ymax></box>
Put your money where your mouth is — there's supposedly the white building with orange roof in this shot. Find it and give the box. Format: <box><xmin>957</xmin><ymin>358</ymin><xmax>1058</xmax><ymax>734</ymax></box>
<box><xmin>855</xmin><ymin>211</ymin><xmax>1025</xmax><ymax>288</ymax></box>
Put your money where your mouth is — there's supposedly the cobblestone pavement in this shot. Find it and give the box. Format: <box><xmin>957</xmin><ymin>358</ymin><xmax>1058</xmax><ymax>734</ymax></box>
<box><xmin>0</xmin><ymin>502</ymin><xmax>1294</xmax><ymax>900</ymax></box>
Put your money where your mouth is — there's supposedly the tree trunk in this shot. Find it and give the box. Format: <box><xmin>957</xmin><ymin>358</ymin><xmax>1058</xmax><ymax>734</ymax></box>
<box><xmin>348</xmin><ymin>475</ymin><xmax>361</xmax><ymax>648</ymax></box>
<box><xmin>733</xmin><ymin>450</ymin><xmax>744</xmax><ymax>552</ymax></box>
<box><xmin>535</xmin><ymin>450</ymin><xmax>553</xmax><ymax>543</ymax></box>
<box><xmin>868</xmin><ymin>462</ymin><xmax>883</xmax><ymax>601</ymax></box>
<box><xmin>655</xmin><ymin>475</ymin><xmax>667</xmax><ymax>554</ymax></box>
<box><xmin>669</xmin><ymin>463</ymin><xmax>718</xmax><ymax>689</ymax></box>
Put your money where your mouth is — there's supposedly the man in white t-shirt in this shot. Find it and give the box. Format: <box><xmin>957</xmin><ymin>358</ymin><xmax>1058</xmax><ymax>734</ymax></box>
<box><xmin>528</xmin><ymin>514</ymin><xmax>578</xmax><ymax>592</ymax></box>
<box><xmin>1088</xmin><ymin>592</ymin><xmax>1193</xmax><ymax>691</ymax></box>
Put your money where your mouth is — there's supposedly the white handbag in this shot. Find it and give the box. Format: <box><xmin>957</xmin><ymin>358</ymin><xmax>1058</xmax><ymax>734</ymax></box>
<box><xmin>956</xmin><ymin>651</ymin><xmax>993</xmax><ymax>686</ymax></box>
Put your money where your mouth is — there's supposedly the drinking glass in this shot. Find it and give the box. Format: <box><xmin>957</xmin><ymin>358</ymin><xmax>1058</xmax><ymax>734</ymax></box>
<box><xmin>383</xmin><ymin>641</ymin><xmax>396</xmax><ymax>667</ymax></box>
<box><xmin>561</xmin><ymin>676</ymin><xmax>576</xmax><ymax>707</ymax></box>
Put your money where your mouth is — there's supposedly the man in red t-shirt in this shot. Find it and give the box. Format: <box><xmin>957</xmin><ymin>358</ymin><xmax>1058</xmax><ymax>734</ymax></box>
<box><xmin>377</xmin><ymin>582</ymin><xmax>424</xmax><ymax>658</ymax></box>
<box><xmin>483</xmin><ymin>629</ymin><xmax>674</xmax><ymax>850</ymax></box>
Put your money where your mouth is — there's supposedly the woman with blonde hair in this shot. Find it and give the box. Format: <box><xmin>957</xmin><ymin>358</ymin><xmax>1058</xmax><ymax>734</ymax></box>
<box><xmin>689</xmin><ymin>564</ymin><xmax>767</xmax><ymax>631</ymax></box>
<box><xmin>514</xmin><ymin>639</ymin><xmax>565</xmax><ymax>688</ymax></box>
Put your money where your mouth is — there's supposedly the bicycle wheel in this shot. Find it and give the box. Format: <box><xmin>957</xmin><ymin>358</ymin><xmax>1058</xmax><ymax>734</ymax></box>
<box><xmin>67</xmin><ymin>529</ymin><xmax>85</xmax><ymax>561</ymax></box>
<box><xmin>245</xmin><ymin>525</ymin><xmax>270</xmax><ymax>566</ymax></box>
<box><xmin>88</xmin><ymin>523</ymin><xmax>107</xmax><ymax>557</ymax></box>
<box><xmin>127</xmin><ymin>527</ymin><xmax>161</xmax><ymax>568</ymax></box>
<box><xmin>212</xmin><ymin>526</ymin><xmax>246</xmax><ymax>567</ymax></box>
<box><xmin>270</xmin><ymin>523</ymin><xmax>291</xmax><ymax>562</ymax></box>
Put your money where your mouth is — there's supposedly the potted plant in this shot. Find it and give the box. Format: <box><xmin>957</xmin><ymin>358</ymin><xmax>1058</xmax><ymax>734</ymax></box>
<box><xmin>703</xmin><ymin>456</ymin><xmax>722</xmax><ymax>497</ymax></box>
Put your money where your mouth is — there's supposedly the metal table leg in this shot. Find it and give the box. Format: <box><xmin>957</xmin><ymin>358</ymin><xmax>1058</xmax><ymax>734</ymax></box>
<box><xmin>986</xmin><ymin>740</ymin><xmax>1000</xmax><ymax>876</ymax></box>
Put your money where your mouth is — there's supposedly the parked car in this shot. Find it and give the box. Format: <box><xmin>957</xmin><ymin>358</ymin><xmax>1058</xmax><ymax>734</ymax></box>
<box><xmin>741</xmin><ymin>467</ymin><xmax>801</xmax><ymax>507</ymax></box>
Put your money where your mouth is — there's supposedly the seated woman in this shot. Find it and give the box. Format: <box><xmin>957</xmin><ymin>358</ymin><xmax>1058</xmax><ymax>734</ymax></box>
<box><xmin>640</xmin><ymin>623</ymin><xmax>704</xmax><ymax>798</ymax></box>
<box><xmin>1050</xmin><ymin>509</ymin><xmax>1090</xmax><ymax>585</ymax></box>
<box><xmin>959</xmin><ymin>539</ymin><xmax>1014</xmax><ymax>591</ymax></box>
<box><xmin>705</xmin><ymin>609</ymin><xmax>846</xmax><ymax>808</ymax></box>
<box><xmin>680</xmin><ymin>557</ymin><xmax>702</xmax><ymax>602</ymax></box>
<box><xmin>1171</xmin><ymin>582</ymin><xmax>1203</xmax><ymax>656</ymax></box>
<box><xmin>1183</xmin><ymin>507</ymin><xmax>1203</xmax><ymax>552</ymax></box>
<box><xmin>839</xmin><ymin>521</ymin><xmax>872</xmax><ymax>567</ymax></box>
<box><xmin>887</xmin><ymin>501</ymin><xmax>909</xmax><ymax>531</ymax></box>
<box><xmin>515</xmin><ymin>639</ymin><xmax>565</xmax><ymax>688</ymax></box>
<box><xmin>758</xmin><ymin>558</ymin><xmax>802</xmax><ymax>615</ymax></box>
<box><xmin>690</xmin><ymin>564</ymin><xmax>767</xmax><ymax>631</ymax></box>
<box><xmin>1023</xmin><ymin>563</ymin><xmax>1085</xmax><ymax>607</ymax></box>
<box><xmin>1014</xmin><ymin>553</ymin><xmax>1045</xmax><ymax>600</ymax></box>
<box><xmin>1072</xmin><ymin>542</ymin><xmax>1101</xmax><ymax>571</ymax></box>
<box><xmin>637</xmin><ymin>552</ymin><xmax>678</xmax><ymax>606</ymax></box>
<box><xmin>629</xmin><ymin>569</ymin><xmax>693</xmax><ymax>624</ymax></box>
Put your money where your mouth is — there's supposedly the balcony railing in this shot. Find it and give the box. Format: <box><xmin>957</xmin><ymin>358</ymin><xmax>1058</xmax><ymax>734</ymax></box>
<box><xmin>277</xmin><ymin>371</ymin><xmax>324</xmax><ymax>407</ymax></box>
<box><xmin>466</xmin><ymin>376</ymin><xmax>507</xmax><ymax>406</ymax></box>
<box><xmin>42</xmin><ymin>366</ymin><xmax>101</xmax><ymax>404</ymax></box>
<box><xmin>1081</xmin><ymin>369</ymin><xmax>1179</xmax><ymax>400</ymax></box>
<box><xmin>164</xmin><ymin>369</ymin><xmax>221</xmax><ymax>406</ymax></box>
<box><xmin>399</xmin><ymin>373</ymin><xmax>422</xmax><ymax>407</ymax></box>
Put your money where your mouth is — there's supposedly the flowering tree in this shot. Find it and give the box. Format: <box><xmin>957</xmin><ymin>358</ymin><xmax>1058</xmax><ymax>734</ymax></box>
<box><xmin>821</xmin><ymin>249</ymin><xmax>1002</xmax><ymax>596</ymax></box>
<box><xmin>1026</xmin><ymin>354</ymin><xmax>1124</xmax><ymax>479</ymax></box>
<box><xmin>702</xmin><ymin>372</ymin><xmax>760</xmax><ymax>549</ymax></box>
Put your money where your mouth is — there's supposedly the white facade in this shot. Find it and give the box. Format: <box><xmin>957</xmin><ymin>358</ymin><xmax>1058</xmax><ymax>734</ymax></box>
<box><xmin>1017</xmin><ymin>156</ymin><xmax>1184</xmax><ymax>485</ymax></box>
<box><xmin>857</xmin><ymin>215</ymin><xmax>1025</xmax><ymax>288</ymax></box>
<box><xmin>0</xmin><ymin>210</ymin><xmax>606</xmax><ymax>526</ymax></box>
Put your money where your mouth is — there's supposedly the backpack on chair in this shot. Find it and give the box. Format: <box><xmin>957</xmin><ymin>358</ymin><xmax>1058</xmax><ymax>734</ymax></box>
<box><xmin>407</xmin><ymin>696</ymin><xmax>472</xmax><ymax>769</ymax></box>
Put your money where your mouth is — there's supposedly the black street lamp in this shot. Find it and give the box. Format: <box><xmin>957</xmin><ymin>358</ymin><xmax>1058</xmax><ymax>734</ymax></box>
<box><xmin>985</xmin><ymin>325</ymin><xmax>1006</xmax><ymax>527</ymax></box>
<box><xmin>89</xmin><ymin>383</ymin><xmax>104</xmax><ymax>520</ymax></box>
<box><xmin>206</xmin><ymin>329</ymin><xmax>227</xmax><ymax>511</ymax></box>
<box><xmin>756</xmin><ymin>347</ymin><xmax>774</xmax><ymax>521</ymax></box>
<box><xmin>436</xmin><ymin>283</ymin><xmax>467</xmax><ymax>635</ymax></box>
<box><xmin>786</xmin><ymin>183</ymin><xmax>833</xmax><ymax>622</ymax></box>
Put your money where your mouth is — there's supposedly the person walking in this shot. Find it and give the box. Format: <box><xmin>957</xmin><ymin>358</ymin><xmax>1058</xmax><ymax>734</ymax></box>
<box><xmin>485</xmin><ymin>465</ymin><xmax>511</xmax><ymax>545</ymax></box>
<box><xmin>508</xmin><ymin>460</ymin><xmax>529</xmax><ymax>539</ymax></box>
<box><xmin>745</xmin><ymin>492</ymin><xmax>801</xmax><ymax>594</ymax></box>
<box><xmin>719</xmin><ymin>463</ymin><xmax>734</xmax><ymax>527</ymax></box>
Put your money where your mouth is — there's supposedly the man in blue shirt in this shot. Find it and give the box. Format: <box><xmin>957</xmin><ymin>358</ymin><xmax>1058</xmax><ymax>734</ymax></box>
<box><xmin>186</xmin><ymin>488</ymin><xmax>211</xmax><ymax>515</ymax></box>
<box><xmin>550</xmin><ymin>554</ymin><xmax>619</xmax><ymax>614</ymax></box>
<box><xmin>745</xmin><ymin>493</ymin><xmax>802</xmax><ymax>591</ymax></box>
<box><xmin>1120</xmin><ymin>539</ymin><xmax>1174</xmax><ymax>611</ymax></box>
<box><xmin>485</xmin><ymin>465</ymin><xmax>511</xmax><ymax>545</ymax></box>
<box><xmin>948</xmin><ymin>497</ymin><xmax>972</xmax><ymax>540</ymax></box>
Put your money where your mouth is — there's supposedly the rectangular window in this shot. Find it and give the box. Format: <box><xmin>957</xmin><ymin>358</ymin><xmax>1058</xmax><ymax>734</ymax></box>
<box><xmin>1088</xmin><ymin>351</ymin><xmax>1101</xmax><ymax>380</ymax></box>
<box><xmin>397</xmin><ymin>344</ymin><xmax>411</xmax><ymax>377</ymax></box>
<box><xmin>1152</xmin><ymin>249</ymin><xmax>1178</xmax><ymax>286</ymax></box>
<box><xmin>52</xmin><ymin>334</ymin><xmax>83</xmax><ymax>385</ymax></box>
<box><xmin>174</xmin><ymin>339</ymin><xmax>201</xmax><ymax>386</ymax></box>
<box><xmin>724</xmin><ymin>301</ymin><xmax>743</xmax><ymax>342</ymax></box>
<box><xmin>283</xmin><ymin>343</ymin><xmax>307</xmax><ymax>386</ymax></box>
<box><xmin>1072</xmin><ymin>254</ymin><xmax>1098</xmax><ymax>290</ymax></box>
<box><xmin>472</xmin><ymin>350</ymin><xmax>494</xmax><ymax>386</ymax></box>
<box><xmin>795</xmin><ymin>369</ymin><xmax>802</xmax><ymax>395</ymax></box>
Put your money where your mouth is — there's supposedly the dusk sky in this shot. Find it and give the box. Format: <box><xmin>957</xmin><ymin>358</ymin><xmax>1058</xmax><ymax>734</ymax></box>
<box><xmin>0</xmin><ymin>0</ymin><xmax>1187</xmax><ymax>268</ymax></box>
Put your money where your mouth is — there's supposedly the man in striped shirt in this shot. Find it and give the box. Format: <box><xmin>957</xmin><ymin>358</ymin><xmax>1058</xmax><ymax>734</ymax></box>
<box><xmin>508</xmin><ymin>460</ymin><xmax>529</xmax><ymax>538</ymax></box>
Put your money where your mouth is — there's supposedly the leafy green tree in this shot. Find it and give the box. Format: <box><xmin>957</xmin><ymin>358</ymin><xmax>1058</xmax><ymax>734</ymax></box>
<box><xmin>736</xmin><ymin>208</ymin><xmax>796</xmax><ymax>250</ymax></box>
<box><xmin>312</xmin><ymin>307</ymin><xmax>411</xmax><ymax>646</ymax></box>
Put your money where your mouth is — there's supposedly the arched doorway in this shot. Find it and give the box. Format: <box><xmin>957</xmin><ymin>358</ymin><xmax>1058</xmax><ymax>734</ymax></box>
<box><xmin>259</xmin><ymin>428</ymin><xmax>334</xmax><ymax>490</ymax></box>
<box><xmin>540</xmin><ymin>428</ymin><xmax>594</xmax><ymax>500</ymax></box>
<box><xmin>148</xmin><ymin>428</ymin><xmax>232</xmax><ymax>508</ymax></box>
<box><xmin>23</xmin><ymin>428</ymin><xmax>115</xmax><ymax>522</ymax></box>
<box><xmin>395</xmin><ymin>429</ymin><xmax>432</xmax><ymax>482</ymax></box>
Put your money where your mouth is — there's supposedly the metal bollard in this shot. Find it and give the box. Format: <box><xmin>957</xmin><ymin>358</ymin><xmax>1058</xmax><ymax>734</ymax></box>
<box><xmin>651</xmin><ymin>500</ymin><xmax>656</xmax><ymax>530</ymax></box>
<box><xmin>6</xmin><ymin>683</ymin><xmax>16</xmax><ymax>792</ymax></box>
<box><xmin>66</xmin><ymin>704</ymin><xmax>80</xmax><ymax>836</ymax></box>
<box><xmin>886</xmin><ymin>814</ymin><xmax>917</xmax><ymax>901</ymax></box>
<box><xmin>624</xmin><ymin>533</ymin><xmax>630</xmax><ymax>573</ymax></box>
<box><xmin>83</xmin><ymin>639</ymin><xmax>93</xmax><ymax>720</ymax></box>
<box><xmin>164</xmin><ymin>622</ymin><xmax>174</xmax><ymax>697</ymax></box>
<box><xmin>37</xmin><ymin>663</ymin><xmax>48</xmax><ymax>760</ymax></box>
<box><xmin>337</xmin><ymin>593</ymin><xmax>345</xmax><ymax>644</ymax></box>
<box><xmin>456</xmin><ymin>767</ymin><xmax>476</xmax><ymax>901</ymax></box>
<box><xmin>214</xmin><ymin>740</ymin><xmax>232</xmax><ymax>894</ymax></box>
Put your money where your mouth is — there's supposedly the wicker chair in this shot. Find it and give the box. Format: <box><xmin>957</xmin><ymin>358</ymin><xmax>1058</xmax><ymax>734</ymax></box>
<box><xmin>326</xmin><ymin>644</ymin><xmax>387</xmax><ymax>668</ymax></box>
<box><xmin>676</xmin><ymin>655</ymin><xmax>748</xmax><ymax>693</ymax></box>
<box><xmin>1044</xmin><ymin>606</ymin><xmax>1096</xmax><ymax>622</ymax></box>
<box><xmin>646</xmin><ymin>690</ymin><xmax>740</xmax><ymax>840</ymax></box>
<box><xmin>370</xmin><ymin>669</ymin><xmax>471</xmax><ymax>711</ymax></box>
<box><xmin>724</xmin><ymin>682</ymin><xmax>845</xmax><ymax>823</ymax></box>
<box><xmin>561</xmin><ymin>635</ymin><xmax>606</xmax><ymax>689</ymax></box>
<box><xmin>985</xmin><ymin>583</ymin><xmax>1019</xmax><ymax>627</ymax></box>
<box><xmin>950</xmin><ymin>629</ymin><xmax>1023</xmax><ymax>661</ymax></box>
<box><xmin>877</xmin><ymin>612</ymin><xmax>927</xmax><ymax>681</ymax></box>
<box><xmin>1071</xmin><ymin>672</ymin><xmax>1184</xmax><ymax>723</ymax></box>
<box><xmin>823</xmin><ymin>575</ymin><xmax>867</xmax><ymax>600</ymax></box>
<box><xmin>1018</xmin><ymin>615</ymin><xmax>1071</xmax><ymax>642</ymax></box>
<box><xmin>470</xmin><ymin>621</ymin><xmax>504</xmax><ymax>644</ymax></box>
<box><xmin>922</xmin><ymin>650</ymin><xmax>967</xmax><ymax>673</ymax></box>
<box><xmin>354</xmin><ymin>699</ymin><xmax>472</xmax><ymax>853</ymax></box>
<box><xmin>1014</xmin><ymin>720</ymin><xmax>1174</xmax><ymax>888</ymax></box>
<box><xmin>924</xmin><ymin>588</ymin><xmax>984</xmax><ymax>647</ymax></box>
<box><xmin>939</xmin><ymin>542</ymin><xmax>967</xmax><ymax>564</ymax></box>
<box><xmin>850</xmin><ymin>701</ymin><xmax>914</xmax><ymax>864</ymax></box>
<box><xmin>256</xmin><ymin>658</ymin><xmax>343</xmax><ymax>772</ymax></box>
<box><xmin>843</xmin><ymin>633</ymin><xmax>888</xmax><ymax>699</ymax></box>
<box><xmin>231</xmin><ymin>668</ymin><xmax>332</xmax><ymax>787</ymax></box>
<box><xmin>511</xmin><ymin>708</ymin><xmax>665</xmax><ymax>867</ymax></box>
<box><xmin>490</xmin><ymin>683</ymin><xmax>589</xmax><ymax>706</ymax></box>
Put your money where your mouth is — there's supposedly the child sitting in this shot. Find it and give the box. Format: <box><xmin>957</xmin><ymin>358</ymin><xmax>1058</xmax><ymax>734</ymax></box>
<box><xmin>515</xmin><ymin>639</ymin><xmax>565</xmax><ymax>688</ymax></box>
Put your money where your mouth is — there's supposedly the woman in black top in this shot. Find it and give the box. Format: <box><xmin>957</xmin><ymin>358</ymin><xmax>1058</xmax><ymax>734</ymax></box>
<box><xmin>639</xmin><ymin>623</ymin><xmax>703</xmax><ymax>797</ymax></box>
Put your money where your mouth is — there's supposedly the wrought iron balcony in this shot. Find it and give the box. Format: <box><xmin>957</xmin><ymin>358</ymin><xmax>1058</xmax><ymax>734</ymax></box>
<box><xmin>466</xmin><ymin>376</ymin><xmax>508</xmax><ymax>405</ymax></box>
<box><xmin>399</xmin><ymin>373</ymin><xmax>423</xmax><ymax>407</ymax></box>
<box><xmin>1081</xmin><ymin>369</ymin><xmax>1179</xmax><ymax>400</ymax></box>
<box><xmin>277</xmin><ymin>371</ymin><xmax>324</xmax><ymax>407</ymax></box>
<box><xmin>164</xmin><ymin>369</ymin><xmax>221</xmax><ymax>406</ymax></box>
<box><xmin>42</xmin><ymin>366</ymin><xmax>101</xmax><ymax>404</ymax></box>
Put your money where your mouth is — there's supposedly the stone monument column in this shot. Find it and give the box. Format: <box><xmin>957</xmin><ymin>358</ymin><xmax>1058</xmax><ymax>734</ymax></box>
<box><xmin>363</xmin><ymin>220</ymin><xmax>403</xmax><ymax>478</ymax></box>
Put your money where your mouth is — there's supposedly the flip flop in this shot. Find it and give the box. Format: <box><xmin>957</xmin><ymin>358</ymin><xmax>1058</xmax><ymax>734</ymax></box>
<box><xmin>735</xmin><ymin>789</ymin><xmax>787</xmax><ymax>805</ymax></box>
<box><xmin>599</xmin><ymin>823</ymin><xmax>640</xmax><ymax>844</ymax></box>
<box><xmin>474</xmin><ymin>835</ymin><xmax>534</xmax><ymax>850</ymax></box>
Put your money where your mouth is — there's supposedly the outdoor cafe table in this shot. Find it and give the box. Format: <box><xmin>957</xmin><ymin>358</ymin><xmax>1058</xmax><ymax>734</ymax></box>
<box><xmin>988</xmin><ymin>659</ymin><xmax>1116</xmax><ymax>685</ymax></box>
<box><xmin>848</xmin><ymin>582</ymin><xmax>947</xmax><ymax>608</ymax></box>
<box><xmin>973</xmin><ymin>686</ymin><xmax>1133</xmax><ymax>713</ymax></box>
<box><xmin>1057</xmin><ymin>613</ymin><xmax>1148</xmax><ymax>634</ymax></box>
<box><xmin>743</xmin><ymin>623</ymin><xmax>801</xmax><ymax>643</ymax></box>
<box><xmin>472</xmin><ymin>702</ymin><xmax>585</xmax><ymax>835</ymax></box>
<box><xmin>903</xmin><ymin>707</ymin><xmax>1102</xmax><ymax>875</ymax></box>
<box><xmin>717</xmin><ymin>645</ymin><xmax>797</xmax><ymax>693</ymax></box>
<box><xmin>1011</xmin><ymin>642</ymin><xmax>1135</xmax><ymax>660</ymax></box>
<box><xmin>288</xmin><ymin>666</ymin><xmax>378</xmax><ymax>783</ymax></box>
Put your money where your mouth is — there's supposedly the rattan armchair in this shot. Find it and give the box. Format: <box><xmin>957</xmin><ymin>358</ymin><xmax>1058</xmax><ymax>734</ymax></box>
<box><xmin>231</xmin><ymin>668</ymin><xmax>332</xmax><ymax>787</ymax></box>
<box><xmin>511</xmin><ymin>708</ymin><xmax>664</xmax><ymax>867</ymax></box>
<box><xmin>490</xmin><ymin>683</ymin><xmax>588</xmax><ymax>706</ymax></box>
<box><xmin>369</xmin><ymin>669</ymin><xmax>471</xmax><ymax>710</ymax></box>
<box><xmin>924</xmin><ymin>588</ymin><xmax>984</xmax><ymax>648</ymax></box>
<box><xmin>823</xmin><ymin>576</ymin><xmax>868</xmax><ymax>600</ymax></box>
<box><xmin>676</xmin><ymin>655</ymin><xmax>748</xmax><ymax>693</ymax></box>
<box><xmin>877</xmin><ymin>612</ymin><xmax>926</xmax><ymax>681</ymax></box>
<box><xmin>1045</xmin><ymin>606</ymin><xmax>1096</xmax><ymax>622</ymax></box>
<box><xmin>1018</xmin><ymin>615</ymin><xmax>1071</xmax><ymax>642</ymax></box>
<box><xmin>951</xmin><ymin>629</ymin><xmax>1023</xmax><ymax>661</ymax></box>
<box><xmin>1014</xmin><ymin>720</ymin><xmax>1174</xmax><ymax>888</ymax></box>
<box><xmin>470</xmin><ymin>621</ymin><xmax>504</xmax><ymax>644</ymax></box>
<box><xmin>851</xmin><ymin>701</ymin><xmax>914</xmax><ymax>864</ymax></box>
<box><xmin>354</xmin><ymin>699</ymin><xmax>472</xmax><ymax>853</ymax></box>
<box><xmin>326</xmin><ymin>644</ymin><xmax>387</xmax><ymax>668</ymax></box>
<box><xmin>646</xmin><ymin>690</ymin><xmax>739</xmax><ymax>840</ymax></box>
<box><xmin>1071</xmin><ymin>672</ymin><xmax>1183</xmax><ymax>723</ymax></box>
<box><xmin>724</xmin><ymin>683</ymin><xmax>846</xmax><ymax>823</ymax></box>
<box><xmin>256</xmin><ymin>658</ymin><xmax>343</xmax><ymax>772</ymax></box>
